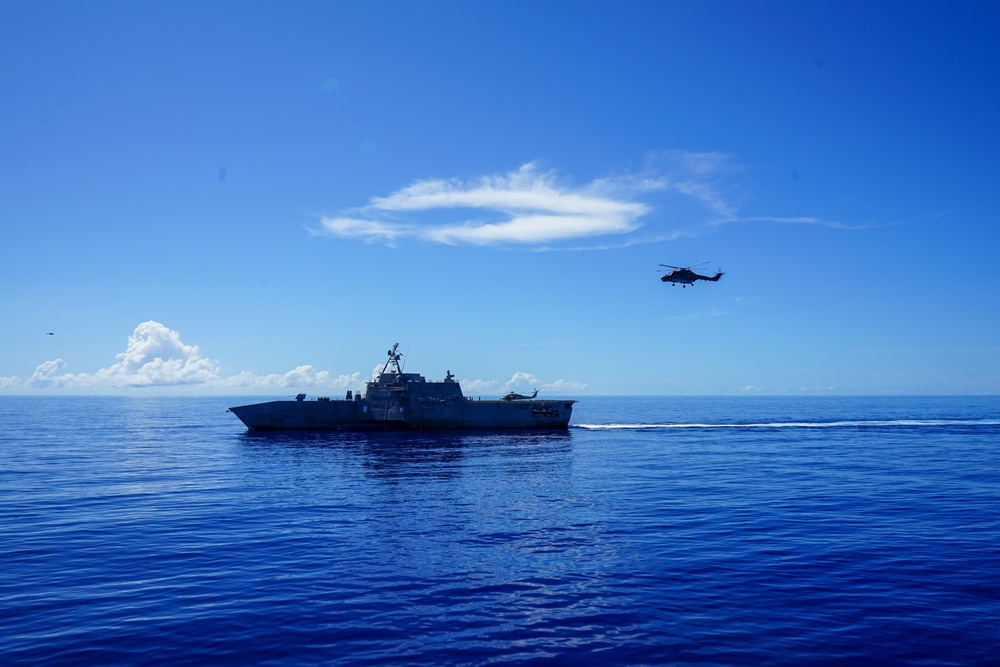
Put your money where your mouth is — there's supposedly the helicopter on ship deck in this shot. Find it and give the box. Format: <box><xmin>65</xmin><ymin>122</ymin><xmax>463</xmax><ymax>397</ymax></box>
<box><xmin>501</xmin><ymin>389</ymin><xmax>538</xmax><ymax>401</ymax></box>
<box><xmin>658</xmin><ymin>262</ymin><xmax>724</xmax><ymax>287</ymax></box>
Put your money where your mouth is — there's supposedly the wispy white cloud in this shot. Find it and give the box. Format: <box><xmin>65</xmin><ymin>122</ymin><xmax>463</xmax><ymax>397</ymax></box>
<box><xmin>311</xmin><ymin>151</ymin><xmax>898</xmax><ymax>248</ymax></box>
<box><xmin>316</xmin><ymin>217</ymin><xmax>407</xmax><ymax>243</ymax></box>
<box><xmin>715</xmin><ymin>214</ymin><xmax>932</xmax><ymax>230</ymax></box>
<box><xmin>646</xmin><ymin>149</ymin><xmax>907</xmax><ymax>230</ymax></box>
<box><xmin>0</xmin><ymin>322</ymin><xmax>583</xmax><ymax>395</ymax></box>
<box><xmin>313</xmin><ymin>159</ymin><xmax>729</xmax><ymax>248</ymax></box>
<box><xmin>643</xmin><ymin>149</ymin><xmax>739</xmax><ymax>219</ymax></box>
<box><xmin>661</xmin><ymin>309</ymin><xmax>731</xmax><ymax>323</ymax></box>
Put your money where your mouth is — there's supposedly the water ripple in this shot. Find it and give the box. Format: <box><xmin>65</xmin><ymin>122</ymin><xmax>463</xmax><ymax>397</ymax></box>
<box><xmin>1</xmin><ymin>396</ymin><xmax>998</xmax><ymax>665</ymax></box>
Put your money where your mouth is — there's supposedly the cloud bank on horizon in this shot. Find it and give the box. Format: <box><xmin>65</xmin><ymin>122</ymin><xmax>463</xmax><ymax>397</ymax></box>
<box><xmin>0</xmin><ymin>321</ymin><xmax>585</xmax><ymax>395</ymax></box>
<box><xmin>313</xmin><ymin>152</ymin><xmax>745</xmax><ymax>247</ymax></box>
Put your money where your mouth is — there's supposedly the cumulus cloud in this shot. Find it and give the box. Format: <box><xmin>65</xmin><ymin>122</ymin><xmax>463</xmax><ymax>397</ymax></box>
<box><xmin>459</xmin><ymin>378</ymin><xmax>501</xmax><ymax>394</ymax></box>
<box><xmin>27</xmin><ymin>359</ymin><xmax>71</xmax><ymax>387</ymax></box>
<box><xmin>460</xmin><ymin>371</ymin><xmax>588</xmax><ymax>395</ymax></box>
<box><xmin>1</xmin><ymin>321</ymin><xmax>584</xmax><ymax>395</ymax></box>
<box><xmin>99</xmin><ymin>321</ymin><xmax>220</xmax><ymax>386</ymax></box>
<box><xmin>23</xmin><ymin>322</ymin><xmax>221</xmax><ymax>389</ymax></box>
<box><xmin>1</xmin><ymin>321</ymin><xmax>357</xmax><ymax>393</ymax></box>
<box><xmin>543</xmin><ymin>378</ymin><xmax>589</xmax><ymax>392</ymax></box>
<box><xmin>219</xmin><ymin>367</ymin><xmax>363</xmax><ymax>390</ymax></box>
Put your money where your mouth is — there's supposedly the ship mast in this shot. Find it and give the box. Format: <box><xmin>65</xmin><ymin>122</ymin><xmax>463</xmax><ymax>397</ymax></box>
<box><xmin>381</xmin><ymin>343</ymin><xmax>404</xmax><ymax>376</ymax></box>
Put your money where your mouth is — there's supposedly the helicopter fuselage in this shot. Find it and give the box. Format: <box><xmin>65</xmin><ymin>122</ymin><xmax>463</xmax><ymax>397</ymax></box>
<box><xmin>660</xmin><ymin>269</ymin><xmax>723</xmax><ymax>286</ymax></box>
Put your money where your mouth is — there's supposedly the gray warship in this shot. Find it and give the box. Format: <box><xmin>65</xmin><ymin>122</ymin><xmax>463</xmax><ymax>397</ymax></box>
<box><xmin>228</xmin><ymin>344</ymin><xmax>577</xmax><ymax>430</ymax></box>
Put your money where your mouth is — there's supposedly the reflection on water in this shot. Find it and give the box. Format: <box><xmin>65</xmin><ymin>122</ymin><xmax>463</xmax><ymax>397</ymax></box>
<box><xmin>238</xmin><ymin>429</ymin><xmax>573</xmax><ymax>481</ymax></box>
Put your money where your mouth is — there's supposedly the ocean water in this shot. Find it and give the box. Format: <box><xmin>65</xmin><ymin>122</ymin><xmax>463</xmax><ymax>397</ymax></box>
<box><xmin>1</xmin><ymin>396</ymin><xmax>998</xmax><ymax>666</ymax></box>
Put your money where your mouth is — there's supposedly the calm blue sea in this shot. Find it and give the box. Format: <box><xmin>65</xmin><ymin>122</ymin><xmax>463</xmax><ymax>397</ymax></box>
<box><xmin>1</xmin><ymin>396</ymin><xmax>998</xmax><ymax>666</ymax></box>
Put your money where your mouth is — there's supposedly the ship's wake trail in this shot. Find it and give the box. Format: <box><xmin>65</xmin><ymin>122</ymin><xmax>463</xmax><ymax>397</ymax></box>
<box><xmin>574</xmin><ymin>418</ymin><xmax>1000</xmax><ymax>431</ymax></box>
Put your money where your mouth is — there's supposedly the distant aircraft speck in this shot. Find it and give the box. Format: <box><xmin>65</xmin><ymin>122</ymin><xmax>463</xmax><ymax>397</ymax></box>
<box><xmin>45</xmin><ymin>332</ymin><xmax>54</xmax><ymax>335</ymax></box>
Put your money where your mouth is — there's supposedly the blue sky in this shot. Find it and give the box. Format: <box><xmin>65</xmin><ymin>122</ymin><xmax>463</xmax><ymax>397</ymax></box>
<box><xmin>2</xmin><ymin>1</ymin><xmax>998</xmax><ymax>395</ymax></box>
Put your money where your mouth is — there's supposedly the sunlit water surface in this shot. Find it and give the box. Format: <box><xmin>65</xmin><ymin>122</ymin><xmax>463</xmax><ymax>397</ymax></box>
<box><xmin>2</xmin><ymin>396</ymin><xmax>998</xmax><ymax>666</ymax></box>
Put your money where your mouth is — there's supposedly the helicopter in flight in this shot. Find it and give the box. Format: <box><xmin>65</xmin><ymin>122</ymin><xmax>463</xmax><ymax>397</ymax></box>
<box><xmin>658</xmin><ymin>262</ymin><xmax>724</xmax><ymax>287</ymax></box>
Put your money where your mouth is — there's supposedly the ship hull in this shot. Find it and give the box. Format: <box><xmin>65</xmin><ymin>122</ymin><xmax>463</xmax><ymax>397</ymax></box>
<box><xmin>230</xmin><ymin>344</ymin><xmax>576</xmax><ymax>431</ymax></box>
<box><xmin>229</xmin><ymin>398</ymin><xmax>575</xmax><ymax>431</ymax></box>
